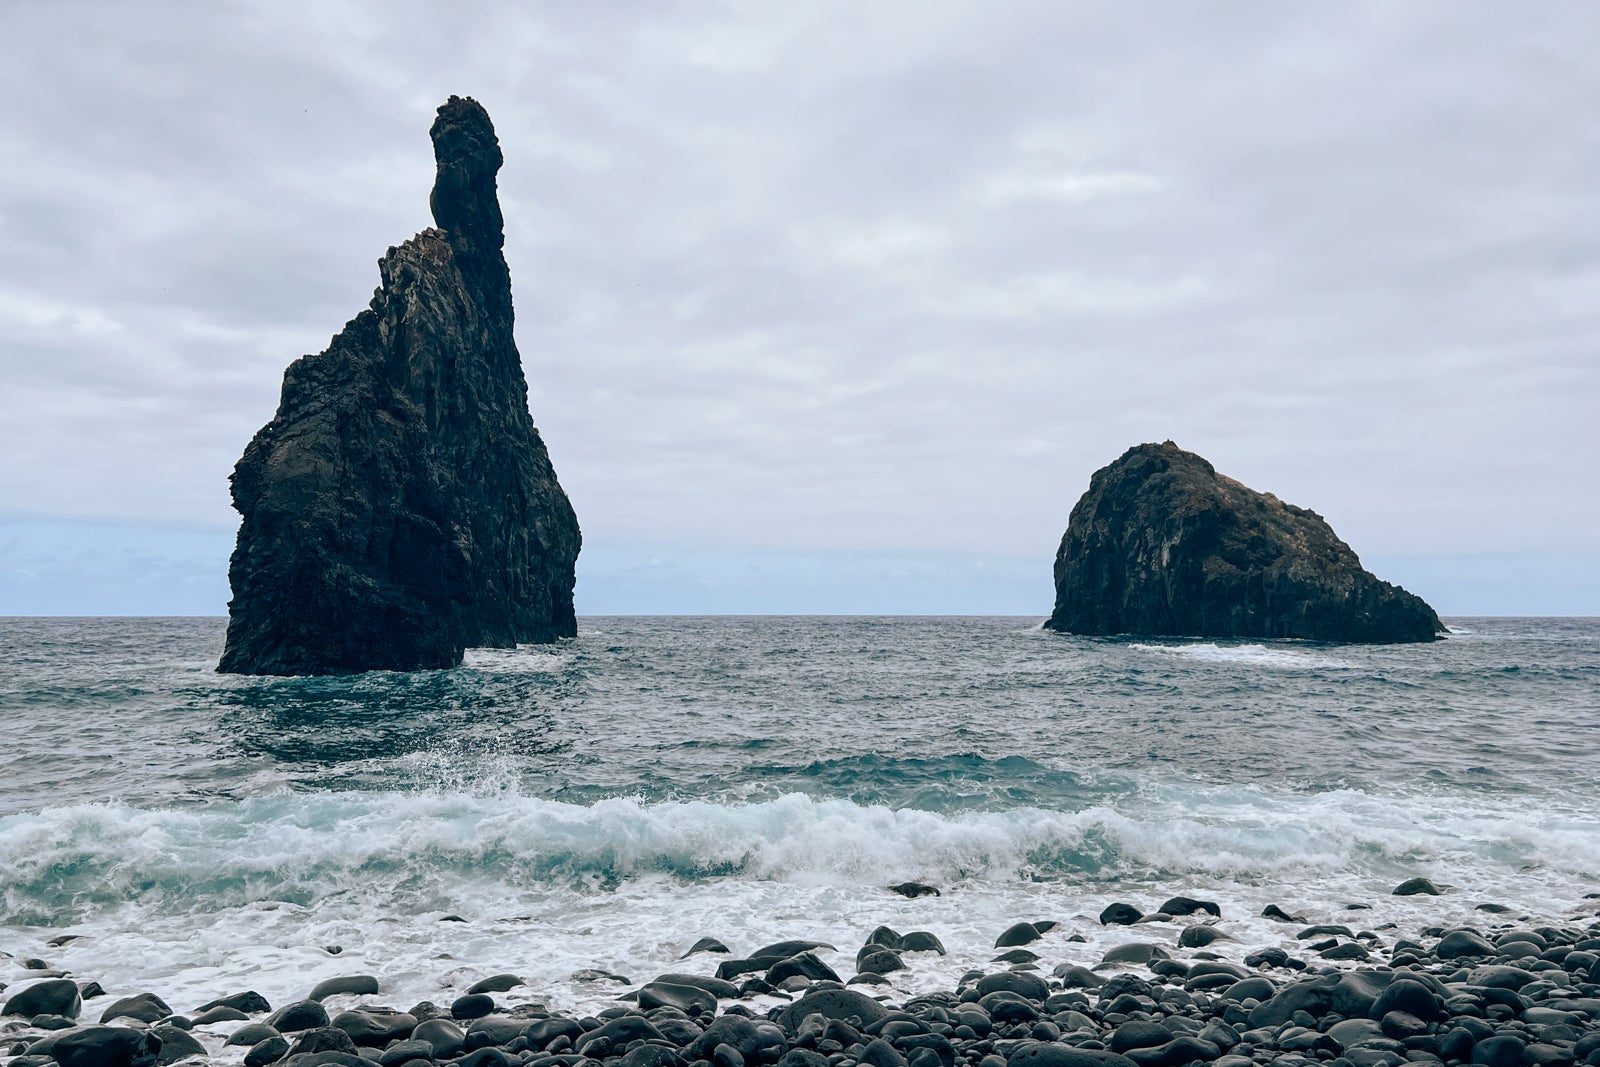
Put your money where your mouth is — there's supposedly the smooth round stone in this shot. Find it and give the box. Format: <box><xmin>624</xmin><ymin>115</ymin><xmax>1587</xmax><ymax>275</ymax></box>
<box><xmin>196</xmin><ymin>991</ymin><xmax>271</xmax><ymax>1016</ymax></box>
<box><xmin>867</xmin><ymin>925</ymin><xmax>904</xmax><ymax>950</ymax></box>
<box><xmin>1006</xmin><ymin>1043</ymin><xmax>1139</xmax><ymax>1067</ymax></box>
<box><xmin>456</xmin><ymin>1048</ymin><xmax>516</xmax><ymax>1067</ymax></box>
<box><xmin>244</xmin><ymin>1035</ymin><xmax>291</xmax><ymax>1067</ymax></box>
<box><xmin>450</xmin><ymin>993</ymin><xmax>495</xmax><ymax>1020</ymax></box>
<box><xmin>777</xmin><ymin>1052</ymin><xmax>829</xmax><ymax>1067</ymax></box>
<box><xmin>1471</xmin><ymin>966</ymin><xmax>1538</xmax><ymax>990</ymax></box>
<box><xmin>412</xmin><ymin>1018</ymin><xmax>468</xmax><ymax>1058</ymax></box>
<box><xmin>1160</xmin><ymin>897</ymin><xmax>1221</xmax><ymax>918</ymax></box>
<box><xmin>287</xmin><ymin>1026</ymin><xmax>359</xmax><ymax>1057</ymax></box>
<box><xmin>1471</xmin><ymin>1035</ymin><xmax>1527</xmax><ymax>1067</ymax></box>
<box><xmin>191</xmin><ymin>1005</ymin><xmax>251</xmax><ymax>1025</ymax></box>
<box><xmin>151</xmin><ymin>1024</ymin><xmax>208</xmax><ymax>1062</ymax></box>
<box><xmin>1437</xmin><ymin>930</ymin><xmax>1497</xmax><ymax>959</ymax></box>
<box><xmin>751</xmin><ymin>939</ymin><xmax>834</xmax><ymax>959</ymax></box>
<box><xmin>622</xmin><ymin>1045</ymin><xmax>689</xmax><ymax>1067</ymax></box>
<box><xmin>1218</xmin><ymin>977</ymin><xmax>1275</xmax><ymax>1003</ymax></box>
<box><xmin>463</xmin><ymin>1016</ymin><xmax>522</xmax><ymax>1048</ymax></box>
<box><xmin>1053</xmin><ymin>965</ymin><xmax>1103</xmax><ymax>989</ymax></box>
<box><xmin>1099</xmin><ymin>904</ymin><xmax>1144</xmax><ymax>927</ymax></box>
<box><xmin>522</xmin><ymin>1018</ymin><xmax>584</xmax><ymax>1049</ymax></box>
<box><xmin>3</xmin><ymin>979</ymin><xmax>82</xmax><ymax>1020</ymax></box>
<box><xmin>976</xmin><ymin>971</ymin><xmax>1050</xmax><ymax>1002</ymax></box>
<box><xmin>775</xmin><ymin>988</ymin><xmax>890</xmax><ymax>1033</ymax></box>
<box><xmin>331</xmin><ymin>1010</ymin><xmax>418</xmax><ymax>1047</ymax></box>
<box><xmin>1379</xmin><ymin>1011</ymin><xmax>1430</xmax><ymax>1039</ymax></box>
<box><xmin>679</xmin><ymin>937</ymin><xmax>731</xmax><ymax>959</ymax></box>
<box><xmin>378</xmin><ymin>1039</ymin><xmax>434</xmax><ymax>1067</ymax></box>
<box><xmin>1498</xmin><ymin>940</ymin><xmax>1545</xmax><ymax>960</ymax></box>
<box><xmin>1102</xmin><ymin>943</ymin><xmax>1165</xmax><ymax>965</ymax></box>
<box><xmin>1372</xmin><ymin>979</ymin><xmax>1446</xmax><ymax>1022</ymax></box>
<box><xmin>651</xmin><ymin>973</ymin><xmax>741</xmax><ymax>999</ymax></box>
<box><xmin>983</xmin><ymin>992</ymin><xmax>1041</xmax><ymax>1024</ymax></box>
<box><xmin>574</xmin><ymin>1015</ymin><xmax>663</xmax><ymax>1056</ymax></box>
<box><xmin>1298</xmin><ymin>925</ymin><xmax>1356</xmax><ymax>940</ymax></box>
<box><xmin>858</xmin><ymin>949</ymin><xmax>906</xmax><ymax>975</ymax></box>
<box><xmin>266</xmin><ymin>1000</ymin><xmax>329</xmax><ymax>1033</ymax></box>
<box><xmin>995</xmin><ymin>923</ymin><xmax>1043</xmax><ymax>948</ymax></box>
<box><xmin>1125</xmin><ymin>1036</ymin><xmax>1222</xmax><ymax>1067</ymax></box>
<box><xmin>1320</xmin><ymin>942</ymin><xmax>1372</xmax><ymax>961</ymax></box>
<box><xmin>1179</xmin><ymin>926</ymin><xmax>1230</xmax><ymax>948</ymax></box>
<box><xmin>1498</xmin><ymin>931</ymin><xmax>1549</xmax><ymax>950</ymax></box>
<box><xmin>466</xmin><ymin>974</ymin><xmax>523</xmax><ymax>995</ymax></box>
<box><xmin>1393</xmin><ymin>877</ymin><xmax>1442</xmax><ymax>896</ymax></box>
<box><xmin>638</xmin><ymin>980</ymin><xmax>717</xmax><ymax>1015</ymax></box>
<box><xmin>309</xmin><ymin>976</ymin><xmax>380</xmax><ymax>1002</ymax></box>
<box><xmin>693</xmin><ymin>1014</ymin><xmax>770</xmax><ymax>1062</ymax></box>
<box><xmin>51</xmin><ymin>1026</ymin><xmax>162</xmax><ymax>1067</ymax></box>
<box><xmin>767</xmin><ymin>952</ymin><xmax>841</xmax><ymax>984</ymax></box>
<box><xmin>227</xmin><ymin>1024</ymin><xmax>284</xmax><ymax>1047</ymax></box>
<box><xmin>100</xmin><ymin>993</ymin><xmax>173</xmax><ymax>1024</ymax></box>
<box><xmin>1109</xmin><ymin>1021</ymin><xmax>1171</xmax><ymax>1054</ymax></box>
<box><xmin>861</xmin><ymin>1039</ymin><xmax>907</xmax><ymax>1067</ymax></box>
<box><xmin>900</xmin><ymin>931</ymin><xmax>947</xmax><ymax>954</ymax></box>
<box><xmin>1328</xmin><ymin>1019</ymin><xmax>1388</xmax><ymax>1050</ymax></box>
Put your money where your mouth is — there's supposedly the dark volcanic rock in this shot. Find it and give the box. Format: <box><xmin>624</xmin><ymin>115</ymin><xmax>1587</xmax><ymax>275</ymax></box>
<box><xmin>1044</xmin><ymin>442</ymin><xmax>1444</xmax><ymax>643</ymax></box>
<box><xmin>3</xmin><ymin>979</ymin><xmax>81</xmax><ymax>1020</ymax></box>
<box><xmin>49</xmin><ymin>1026</ymin><xmax>162</xmax><ymax>1067</ymax></box>
<box><xmin>99</xmin><ymin>992</ymin><xmax>171</xmax><ymax>1024</ymax></box>
<box><xmin>219</xmin><ymin>95</ymin><xmax>581</xmax><ymax>676</ymax></box>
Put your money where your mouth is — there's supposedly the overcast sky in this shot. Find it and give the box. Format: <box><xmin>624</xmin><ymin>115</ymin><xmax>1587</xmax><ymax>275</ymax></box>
<box><xmin>2</xmin><ymin>1</ymin><xmax>1597</xmax><ymax>616</ymax></box>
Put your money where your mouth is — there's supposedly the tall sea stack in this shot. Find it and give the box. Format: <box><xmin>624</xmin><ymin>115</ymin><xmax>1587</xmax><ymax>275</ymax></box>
<box><xmin>219</xmin><ymin>96</ymin><xmax>580</xmax><ymax>676</ymax></box>
<box><xmin>1045</xmin><ymin>442</ymin><xmax>1444</xmax><ymax>643</ymax></box>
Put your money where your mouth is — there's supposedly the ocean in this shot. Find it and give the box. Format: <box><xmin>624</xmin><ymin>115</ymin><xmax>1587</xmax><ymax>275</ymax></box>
<box><xmin>1</xmin><ymin>615</ymin><xmax>1596</xmax><ymax>1018</ymax></box>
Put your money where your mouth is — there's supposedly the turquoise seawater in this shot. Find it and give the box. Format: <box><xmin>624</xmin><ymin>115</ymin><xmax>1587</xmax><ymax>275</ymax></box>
<box><xmin>0</xmin><ymin>616</ymin><xmax>1596</xmax><ymax>1013</ymax></box>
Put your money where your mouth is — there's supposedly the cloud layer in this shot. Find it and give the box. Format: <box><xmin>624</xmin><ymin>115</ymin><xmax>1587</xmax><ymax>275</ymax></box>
<box><xmin>2</xmin><ymin>2</ymin><xmax>1596</xmax><ymax>612</ymax></box>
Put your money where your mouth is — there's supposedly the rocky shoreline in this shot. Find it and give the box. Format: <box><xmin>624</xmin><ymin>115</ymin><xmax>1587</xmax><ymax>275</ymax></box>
<box><xmin>6</xmin><ymin>889</ymin><xmax>1599</xmax><ymax>1067</ymax></box>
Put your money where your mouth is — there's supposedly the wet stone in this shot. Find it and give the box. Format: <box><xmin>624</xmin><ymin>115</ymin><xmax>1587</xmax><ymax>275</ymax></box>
<box><xmin>451</xmin><ymin>994</ymin><xmax>495</xmax><ymax>1020</ymax></box>
<box><xmin>309</xmin><ymin>977</ymin><xmax>380</xmax><ymax>1002</ymax></box>
<box><xmin>227</xmin><ymin>1024</ymin><xmax>284</xmax><ymax>1047</ymax></box>
<box><xmin>245</xmin><ymin>1036</ymin><xmax>292</xmax><ymax>1067</ymax></box>
<box><xmin>996</xmin><ymin>923</ymin><xmax>1044</xmax><ymax>948</ymax></box>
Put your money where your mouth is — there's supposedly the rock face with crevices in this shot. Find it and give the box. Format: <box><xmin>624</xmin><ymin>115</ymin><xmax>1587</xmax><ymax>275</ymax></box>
<box><xmin>220</xmin><ymin>96</ymin><xmax>580</xmax><ymax>675</ymax></box>
<box><xmin>1045</xmin><ymin>441</ymin><xmax>1443</xmax><ymax>643</ymax></box>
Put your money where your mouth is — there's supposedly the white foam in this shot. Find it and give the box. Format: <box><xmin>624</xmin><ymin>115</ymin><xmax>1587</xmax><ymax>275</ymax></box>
<box><xmin>3</xmin><ymin>785</ymin><xmax>1598</xmax><ymax>1022</ymax></box>
<box><xmin>459</xmin><ymin>645</ymin><xmax>574</xmax><ymax>672</ymax></box>
<box><xmin>1129</xmin><ymin>642</ymin><xmax>1353</xmax><ymax>670</ymax></box>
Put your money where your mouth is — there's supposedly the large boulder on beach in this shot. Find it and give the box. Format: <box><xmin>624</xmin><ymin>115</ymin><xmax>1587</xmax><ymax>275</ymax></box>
<box><xmin>99</xmin><ymin>992</ymin><xmax>171</xmax><ymax>1024</ymax></box>
<box><xmin>48</xmin><ymin>1026</ymin><xmax>162</xmax><ymax>1067</ymax></box>
<box><xmin>776</xmin><ymin>988</ymin><xmax>891</xmax><ymax>1033</ymax></box>
<box><xmin>218</xmin><ymin>95</ymin><xmax>580</xmax><ymax>676</ymax></box>
<box><xmin>1044</xmin><ymin>441</ymin><xmax>1444</xmax><ymax>643</ymax></box>
<box><xmin>149</xmin><ymin>1026</ymin><xmax>206</xmax><ymax>1065</ymax></box>
<box><xmin>3</xmin><ymin>979</ymin><xmax>81</xmax><ymax>1020</ymax></box>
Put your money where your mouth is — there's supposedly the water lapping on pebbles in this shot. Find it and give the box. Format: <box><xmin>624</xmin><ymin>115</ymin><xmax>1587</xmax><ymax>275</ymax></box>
<box><xmin>1</xmin><ymin>615</ymin><xmax>1599</xmax><ymax>1029</ymax></box>
<box><xmin>4</xmin><ymin>782</ymin><xmax>1600</xmax><ymax>1017</ymax></box>
<box><xmin>5</xmin><ymin>786</ymin><xmax>1600</xmax><ymax>922</ymax></box>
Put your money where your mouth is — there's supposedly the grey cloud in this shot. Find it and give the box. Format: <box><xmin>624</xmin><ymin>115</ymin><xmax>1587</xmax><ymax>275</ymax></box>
<box><xmin>1</xmin><ymin>1</ymin><xmax>1596</xmax><ymax>608</ymax></box>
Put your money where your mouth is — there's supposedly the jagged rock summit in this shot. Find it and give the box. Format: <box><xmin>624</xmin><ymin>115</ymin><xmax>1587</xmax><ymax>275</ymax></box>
<box><xmin>1044</xmin><ymin>441</ymin><xmax>1444</xmax><ymax>644</ymax></box>
<box><xmin>219</xmin><ymin>96</ymin><xmax>580</xmax><ymax>676</ymax></box>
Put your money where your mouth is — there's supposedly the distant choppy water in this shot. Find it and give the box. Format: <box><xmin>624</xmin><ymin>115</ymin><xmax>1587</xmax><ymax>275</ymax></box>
<box><xmin>1</xmin><ymin>616</ymin><xmax>1597</xmax><ymax>1014</ymax></box>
